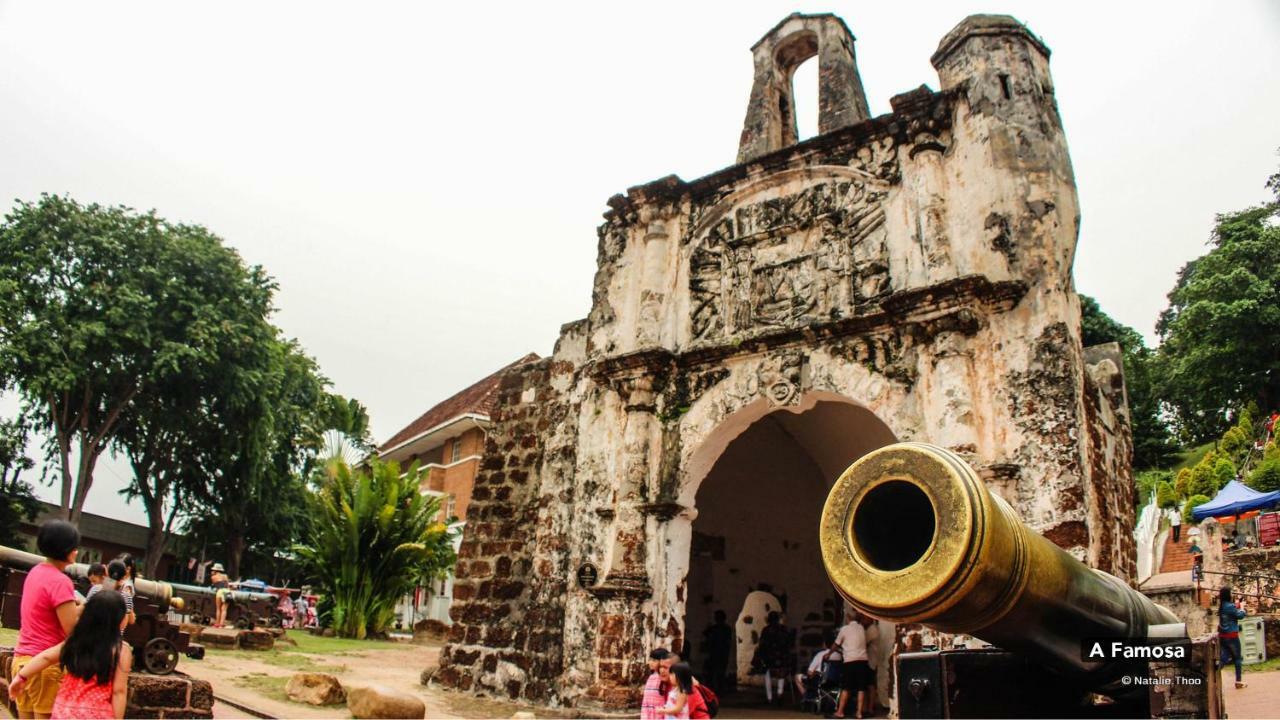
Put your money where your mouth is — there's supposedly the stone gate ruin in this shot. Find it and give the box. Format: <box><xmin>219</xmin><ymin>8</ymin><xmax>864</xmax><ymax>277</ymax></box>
<box><xmin>434</xmin><ymin>13</ymin><xmax>1136</xmax><ymax>710</ymax></box>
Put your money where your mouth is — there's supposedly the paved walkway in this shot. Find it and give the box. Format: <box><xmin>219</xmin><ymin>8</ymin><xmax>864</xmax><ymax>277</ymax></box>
<box><xmin>1224</xmin><ymin>667</ymin><xmax>1280</xmax><ymax>719</ymax></box>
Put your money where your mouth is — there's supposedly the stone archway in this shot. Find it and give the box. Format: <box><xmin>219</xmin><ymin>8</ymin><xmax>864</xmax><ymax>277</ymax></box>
<box><xmin>679</xmin><ymin>393</ymin><xmax>896</xmax><ymax>699</ymax></box>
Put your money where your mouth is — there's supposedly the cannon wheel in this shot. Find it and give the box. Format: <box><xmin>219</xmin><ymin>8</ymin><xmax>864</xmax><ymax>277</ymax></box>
<box><xmin>234</xmin><ymin>614</ymin><xmax>254</xmax><ymax>630</ymax></box>
<box><xmin>143</xmin><ymin>637</ymin><xmax>179</xmax><ymax>675</ymax></box>
<box><xmin>267</xmin><ymin>612</ymin><xmax>283</xmax><ymax>628</ymax></box>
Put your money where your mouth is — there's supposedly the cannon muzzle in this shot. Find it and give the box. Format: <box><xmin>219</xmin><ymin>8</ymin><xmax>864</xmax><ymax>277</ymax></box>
<box><xmin>820</xmin><ymin>443</ymin><xmax>1180</xmax><ymax>683</ymax></box>
<box><xmin>0</xmin><ymin>545</ymin><xmax>177</xmax><ymax>613</ymax></box>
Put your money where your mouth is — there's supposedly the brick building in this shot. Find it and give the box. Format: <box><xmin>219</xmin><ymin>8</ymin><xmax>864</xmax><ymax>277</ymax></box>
<box><xmin>379</xmin><ymin>353</ymin><xmax>539</xmax><ymax>624</ymax></box>
<box><xmin>18</xmin><ymin>502</ymin><xmax>182</xmax><ymax>581</ymax></box>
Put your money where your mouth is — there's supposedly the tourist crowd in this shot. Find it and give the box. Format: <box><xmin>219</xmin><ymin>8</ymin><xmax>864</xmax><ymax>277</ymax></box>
<box><xmin>640</xmin><ymin>607</ymin><xmax>883</xmax><ymax>718</ymax></box>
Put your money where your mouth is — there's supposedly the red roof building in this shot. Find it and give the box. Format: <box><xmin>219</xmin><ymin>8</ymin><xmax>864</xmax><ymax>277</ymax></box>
<box><xmin>378</xmin><ymin>353</ymin><xmax>539</xmax><ymax>523</ymax></box>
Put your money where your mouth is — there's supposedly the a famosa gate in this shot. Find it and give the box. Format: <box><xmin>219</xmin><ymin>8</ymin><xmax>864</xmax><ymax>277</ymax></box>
<box><xmin>433</xmin><ymin>13</ymin><xmax>1136</xmax><ymax>711</ymax></box>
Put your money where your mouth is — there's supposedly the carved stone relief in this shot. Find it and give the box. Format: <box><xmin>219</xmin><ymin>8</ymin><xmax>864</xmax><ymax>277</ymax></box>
<box><xmin>688</xmin><ymin>173</ymin><xmax>893</xmax><ymax>343</ymax></box>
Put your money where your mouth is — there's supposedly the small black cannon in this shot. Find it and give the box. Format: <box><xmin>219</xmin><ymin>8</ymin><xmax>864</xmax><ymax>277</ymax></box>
<box><xmin>168</xmin><ymin>581</ymin><xmax>282</xmax><ymax>629</ymax></box>
<box><xmin>0</xmin><ymin>545</ymin><xmax>202</xmax><ymax>674</ymax></box>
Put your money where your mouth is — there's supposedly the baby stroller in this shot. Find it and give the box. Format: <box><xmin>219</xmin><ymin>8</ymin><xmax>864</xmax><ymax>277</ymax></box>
<box><xmin>801</xmin><ymin>658</ymin><xmax>842</xmax><ymax>715</ymax></box>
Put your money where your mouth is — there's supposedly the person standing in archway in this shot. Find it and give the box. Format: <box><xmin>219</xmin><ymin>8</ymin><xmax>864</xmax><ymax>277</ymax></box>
<box><xmin>832</xmin><ymin>610</ymin><xmax>870</xmax><ymax>719</ymax></box>
<box><xmin>701</xmin><ymin>610</ymin><xmax>733</xmax><ymax>694</ymax></box>
<box><xmin>755</xmin><ymin>611</ymin><xmax>792</xmax><ymax>705</ymax></box>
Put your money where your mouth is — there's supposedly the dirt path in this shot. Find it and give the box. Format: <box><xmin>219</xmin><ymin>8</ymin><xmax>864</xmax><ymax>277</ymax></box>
<box><xmin>184</xmin><ymin>639</ymin><xmax>545</xmax><ymax>719</ymax></box>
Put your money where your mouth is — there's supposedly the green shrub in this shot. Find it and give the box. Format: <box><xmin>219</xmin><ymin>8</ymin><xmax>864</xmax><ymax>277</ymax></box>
<box><xmin>1174</xmin><ymin>468</ymin><xmax>1192</xmax><ymax>499</ymax></box>
<box><xmin>1136</xmin><ymin>470</ymin><xmax>1172</xmax><ymax>508</ymax></box>
<box><xmin>1156</xmin><ymin>481</ymin><xmax>1179</xmax><ymax>509</ymax></box>
<box><xmin>1183</xmin><ymin>494</ymin><xmax>1211</xmax><ymax>524</ymax></box>
<box><xmin>294</xmin><ymin>459</ymin><xmax>458</xmax><ymax>639</ymax></box>
<box><xmin>1249</xmin><ymin>457</ymin><xmax>1280</xmax><ymax>493</ymax></box>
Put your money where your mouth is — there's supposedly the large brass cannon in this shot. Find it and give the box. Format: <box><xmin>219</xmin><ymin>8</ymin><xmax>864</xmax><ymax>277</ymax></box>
<box><xmin>0</xmin><ymin>545</ymin><xmax>202</xmax><ymax>674</ymax></box>
<box><xmin>820</xmin><ymin>444</ymin><xmax>1190</xmax><ymax>716</ymax></box>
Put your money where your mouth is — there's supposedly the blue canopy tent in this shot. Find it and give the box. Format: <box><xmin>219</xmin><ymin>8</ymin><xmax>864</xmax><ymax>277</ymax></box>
<box><xmin>1191</xmin><ymin>480</ymin><xmax>1280</xmax><ymax>521</ymax></box>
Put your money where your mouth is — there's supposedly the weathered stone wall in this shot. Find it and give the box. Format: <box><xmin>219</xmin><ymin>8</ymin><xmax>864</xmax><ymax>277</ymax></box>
<box><xmin>437</xmin><ymin>13</ymin><xmax>1135</xmax><ymax>711</ymax></box>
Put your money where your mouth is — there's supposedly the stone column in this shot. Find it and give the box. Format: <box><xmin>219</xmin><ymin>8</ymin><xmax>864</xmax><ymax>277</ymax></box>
<box><xmin>599</xmin><ymin>376</ymin><xmax>657</xmax><ymax>594</ymax></box>
<box><xmin>636</xmin><ymin>220</ymin><xmax>670</xmax><ymax>348</ymax></box>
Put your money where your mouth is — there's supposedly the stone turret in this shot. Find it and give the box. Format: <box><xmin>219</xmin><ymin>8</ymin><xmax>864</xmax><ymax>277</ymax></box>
<box><xmin>737</xmin><ymin>13</ymin><xmax>871</xmax><ymax>163</ymax></box>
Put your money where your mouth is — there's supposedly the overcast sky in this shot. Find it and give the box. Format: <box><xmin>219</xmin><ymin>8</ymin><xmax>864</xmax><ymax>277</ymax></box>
<box><xmin>1</xmin><ymin>1</ymin><xmax>1277</xmax><ymax>526</ymax></box>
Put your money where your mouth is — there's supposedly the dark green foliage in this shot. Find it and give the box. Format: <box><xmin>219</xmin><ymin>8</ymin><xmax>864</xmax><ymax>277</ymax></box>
<box><xmin>1079</xmin><ymin>295</ymin><xmax>1178</xmax><ymax>469</ymax></box>
<box><xmin>1249</xmin><ymin>458</ymin><xmax>1280</xmax><ymax>492</ymax></box>
<box><xmin>1155</xmin><ymin>169</ymin><xmax>1280</xmax><ymax>442</ymax></box>
<box><xmin>1135</xmin><ymin>469</ymin><xmax>1172</xmax><ymax>509</ymax></box>
<box><xmin>0</xmin><ymin>417</ymin><xmax>40</xmax><ymax>547</ymax></box>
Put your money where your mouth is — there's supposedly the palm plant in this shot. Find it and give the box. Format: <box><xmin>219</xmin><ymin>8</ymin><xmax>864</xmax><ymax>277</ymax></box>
<box><xmin>295</xmin><ymin>458</ymin><xmax>457</xmax><ymax>638</ymax></box>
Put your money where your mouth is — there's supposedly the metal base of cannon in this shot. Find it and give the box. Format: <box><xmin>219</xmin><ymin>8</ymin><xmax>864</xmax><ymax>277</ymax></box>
<box><xmin>897</xmin><ymin>646</ymin><xmax>1222</xmax><ymax>719</ymax></box>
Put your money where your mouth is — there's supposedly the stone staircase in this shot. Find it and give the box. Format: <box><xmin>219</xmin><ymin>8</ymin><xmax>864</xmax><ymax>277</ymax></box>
<box><xmin>1159</xmin><ymin>531</ymin><xmax>1196</xmax><ymax>574</ymax></box>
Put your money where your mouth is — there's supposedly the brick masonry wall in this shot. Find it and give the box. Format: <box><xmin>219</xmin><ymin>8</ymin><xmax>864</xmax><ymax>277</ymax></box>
<box><xmin>435</xmin><ymin>356</ymin><xmax>578</xmax><ymax>703</ymax></box>
<box><xmin>1</xmin><ymin>649</ymin><xmax>214</xmax><ymax>719</ymax></box>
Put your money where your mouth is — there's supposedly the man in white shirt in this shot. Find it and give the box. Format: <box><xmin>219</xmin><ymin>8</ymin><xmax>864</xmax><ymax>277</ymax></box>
<box><xmin>833</xmin><ymin>611</ymin><xmax>870</xmax><ymax>719</ymax></box>
<box><xmin>794</xmin><ymin>632</ymin><xmax>839</xmax><ymax>696</ymax></box>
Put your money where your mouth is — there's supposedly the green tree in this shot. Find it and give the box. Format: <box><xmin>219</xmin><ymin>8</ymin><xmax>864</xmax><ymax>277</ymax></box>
<box><xmin>1249</xmin><ymin>457</ymin><xmax>1280</xmax><ymax>492</ymax></box>
<box><xmin>1211</xmin><ymin>456</ymin><xmax>1237</xmax><ymax>491</ymax></box>
<box><xmin>188</xmin><ymin>338</ymin><xmax>334</xmax><ymax>580</ymax></box>
<box><xmin>1155</xmin><ymin>480</ymin><xmax>1178</xmax><ymax>509</ymax></box>
<box><xmin>1173</xmin><ymin>468</ymin><xmax>1192</xmax><ymax>500</ymax></box>
<box><xmin>0</xmin><ymin>195</ymin><xmax>242</xmax><ymax>521</ymax></box>
<box><xmin>1135</xmin><ymin>469</ymin><xmax>1171</xmax><ymax>508</ymax></box>
<box><xmin>112</xmin><ymin>223</ymin><xmax>278</xmax><ymax>577</ymax></box>
<box><xmin>1156</xmin><ymin>165</ymin><xmax>1280</xmax><ymax>441</ymax></box>
<box><xmin>295</xmin><ymin>459</ymin><xmax>457</xmax><ymax>639</ymax></box>
<box><xmin>0</xmin><ymin>416</ymin><xmax>41</xmax><ymax>547</ymax></box>
<box><xmin>1079</xmin><ymin>295</ymin><xmax>1178</xmax><ymax>468</ymax></box>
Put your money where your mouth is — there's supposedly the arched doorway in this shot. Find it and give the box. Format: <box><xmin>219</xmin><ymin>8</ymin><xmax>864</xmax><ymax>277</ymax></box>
<box><xmin>682</xmin><ymin>394</ymin><xmax>896</xmax><ymax>704</ymax></box>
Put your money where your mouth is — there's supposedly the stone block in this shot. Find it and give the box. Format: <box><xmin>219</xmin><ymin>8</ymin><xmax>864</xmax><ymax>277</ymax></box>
<box><xmin>154</xmin><ymin>709</ymin><xmax>212</xmax><ymax>719</ymax></box>
<box><xmin>188</xmin><ymin>679</ymin><xmax>214</xmax><ymax>710</ymax></box>
<box><xmin>128</xmin><ymin>675</ymin><xmax>191</xmax><ymax>709</ymax></box>
<box><xmin>285</xmin><ymin>672</ymin><xmax>346</xmax><ymax>706</ymax></box>
<box><xmin>239</xmin><ymin>629</ymin><xmax>275</xmax><ymax>651</ymax></box>
<box><xmin>198</xmin><ymin>627</ymin><xmax>240</xmax><ymax>649</ymax></box>
<box><xmin>346</xmin><ymin>684</ymin><xmax>427</xmax><ymax>719</ymax></box>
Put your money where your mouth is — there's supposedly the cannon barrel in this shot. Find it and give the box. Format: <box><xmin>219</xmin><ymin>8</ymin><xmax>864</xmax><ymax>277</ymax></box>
<box><xmin>820</xmin><ymin>443</ymin><xmax>1180</xmax><ymax>684</ymax></box>
<box><xmin>168</xmin><ymin>581</ymin><xmax>276</xmax><ymax>606</ymax></box>
<box><xmin>0</xmin><ymin>545</ymin><xmax>179</xmax><ymax>611</ymax></box>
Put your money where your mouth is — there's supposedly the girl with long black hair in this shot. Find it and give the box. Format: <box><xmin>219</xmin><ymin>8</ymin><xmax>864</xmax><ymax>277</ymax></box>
<box><xmin>9</xmin><ymin>591</ymin><xmax>133</xmax><ymax>719</ymax></box>
<box><xmin>660</xmin><ymin>662</ymin><xmax>710</xmax><ymax>719</ymax></box>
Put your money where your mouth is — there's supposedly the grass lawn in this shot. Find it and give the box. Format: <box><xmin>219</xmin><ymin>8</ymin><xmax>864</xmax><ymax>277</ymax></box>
<box><xmin>233</xmin><ymin>672</ymin><xmax>291</xmax><ymax>703</ymax></box>
<box><xmin>0</xmin><ymin>627</ymin><xmax>17</xmax><ymax>646</ymax></box>
<box><xmin>283</xmin><ymin>630</ymin><xmax>400</xmax><ymax>655</ymax></box>
<box><xmin>203</xmin><ymin>629</ymin><xmax>397</xmax><ymax>673</ymax></box>
<box><xmin>1244</xmin><ymin>656</ymin><xmax>1280</xmax><ymax>673</ymax></box>
<box><xmin>1174</xmin><ymin>441</ymin><xmax>1217</xmax><ymax>472</ymax></box>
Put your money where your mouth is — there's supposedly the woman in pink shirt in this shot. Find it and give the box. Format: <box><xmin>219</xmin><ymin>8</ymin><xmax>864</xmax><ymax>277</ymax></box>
<box><xmin>10</xmin><ymin>520</ymin><xmax>82</xmax><ymax>720</ymax></box>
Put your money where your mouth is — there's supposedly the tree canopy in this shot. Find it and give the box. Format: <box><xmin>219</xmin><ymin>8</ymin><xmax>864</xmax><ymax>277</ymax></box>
<box><xmin>1156</xmin><ymin>182</ymin><xmax>1280</xmax><ymax>442</ymax></box>
<box><xmin>0</xmin><ymin>195</ymin><xmax>276</xmax><ymax>522</ymax></box>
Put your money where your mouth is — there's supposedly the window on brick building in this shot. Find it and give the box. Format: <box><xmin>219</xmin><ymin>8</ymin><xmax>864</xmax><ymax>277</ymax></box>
<box><xmin>451</xmin><ymin>438</ymin><xmax>462</xmax><ymax>463</ymax></box>
<box><xmin>446</xmin><ymin>494</ymin><xmax>457</xmax><ymax>521</ymax></box>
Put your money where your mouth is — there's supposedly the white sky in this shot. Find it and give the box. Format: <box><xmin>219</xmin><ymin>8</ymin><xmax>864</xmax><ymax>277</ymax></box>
<box><xmin>1</xmin><ymin>1</ymin><xmax>1278</xmax><ymax>526</ymax></box>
